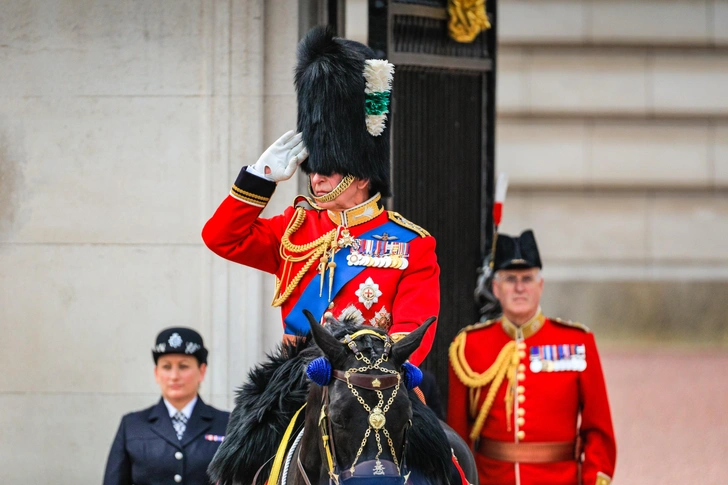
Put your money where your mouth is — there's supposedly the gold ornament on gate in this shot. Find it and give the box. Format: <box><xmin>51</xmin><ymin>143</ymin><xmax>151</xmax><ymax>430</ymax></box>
<box><xmin>448</xmin><ymin>0</ymin><xmax>491</xmax><ymax>43</ymax></box>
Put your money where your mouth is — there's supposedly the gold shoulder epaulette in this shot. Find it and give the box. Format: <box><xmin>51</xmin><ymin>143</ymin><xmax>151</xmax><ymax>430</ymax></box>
<box><xmin>456</xmin><ymin>318</ymin><xmax>499</xmax><ymax>336</ymax></box>
<box><xmin>551</xmin><ymin>317</ymin><xmax>591</xmax><ymax>333</ymax></box>
<box><xmin>293</xmin><ymin>195</ymin><xmax>323</xmax><ymax>211</ymax></box>
<box><xmin>387</xmin><ymin>211</ymin><xmax>430</xmax><ymax>237</ymax></box>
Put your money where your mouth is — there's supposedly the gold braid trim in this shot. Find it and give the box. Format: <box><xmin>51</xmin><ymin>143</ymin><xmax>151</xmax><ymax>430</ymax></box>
<box><xmin>449</xmin><ymin>333</ymin><xmax>519</xmax><ymax>441</ymax></box>
<box><xmin>309</xmin><ymin>174</ymin><xmax>356</xmax><ymax>203</ymax></box>
<box><xmin>271</xmin><ymin>207</ymin><xmax>337</xmax><ymax>307</ymax></box>
<box><xmin>387</xmin><ymin>212</ymin><xmax>430</xmax><ymax>237</ymax></box>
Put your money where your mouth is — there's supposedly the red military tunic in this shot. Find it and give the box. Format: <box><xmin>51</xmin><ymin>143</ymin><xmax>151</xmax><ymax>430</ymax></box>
<box><xmin>202</xmin><ymin>167</ymin><xmax>440</xmax><ymax>365</ymax></box>
<box><xmin>447</xmin><ymin>312</ymin><xmax>616</xmax><ymax>485</ymax></box>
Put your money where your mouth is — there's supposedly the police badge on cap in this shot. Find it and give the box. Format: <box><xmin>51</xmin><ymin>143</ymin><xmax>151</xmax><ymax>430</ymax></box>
<box><xmin>493</xmin><ymin>230</ymin><xmax>542</xmax><ymax>272</ymax></box>
<box><xmin>152</xmin><ymin>327</ymin><xmax>208</xmax><ymax>365</ymax></box>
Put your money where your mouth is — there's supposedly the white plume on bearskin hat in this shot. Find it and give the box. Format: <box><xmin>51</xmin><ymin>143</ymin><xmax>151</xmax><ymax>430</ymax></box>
<box><xmin>295</xmin><ymin>26</ymin><xmax>393</xmax><ymax>197</ymax></box>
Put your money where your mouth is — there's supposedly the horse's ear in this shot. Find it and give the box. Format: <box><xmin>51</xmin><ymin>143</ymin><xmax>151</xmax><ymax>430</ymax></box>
<box><xmin>304</xmin><ymin>309</ymin><xmax>347</xmax><ymax>364</ymax></box>
<box><xmin>390</xmin><ymin>316</ymin><xmax>436</xmax><ymax>366</ymax></box>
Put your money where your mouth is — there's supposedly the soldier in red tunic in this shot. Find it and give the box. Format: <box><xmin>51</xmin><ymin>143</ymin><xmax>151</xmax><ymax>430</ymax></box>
<box><xmin>201</xmin><ymin>27</ymin><xmax>439</xmax><ymax>366</ymax></box>
<box><xmin>447</xmin><ymin>230</ymin><xmax>616</xmax><ymax>485</ymax></box>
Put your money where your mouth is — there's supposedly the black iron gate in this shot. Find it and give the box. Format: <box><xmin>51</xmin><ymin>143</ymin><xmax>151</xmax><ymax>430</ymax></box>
<box><xmin>369</xmin><ymin>0</ymin><xmax>498</xmax><ymax>407</ymax></box>
<box><xmin>309</xmin><ymin>0</ymin><xmax>498</xmax><ymax>408</ymax></box>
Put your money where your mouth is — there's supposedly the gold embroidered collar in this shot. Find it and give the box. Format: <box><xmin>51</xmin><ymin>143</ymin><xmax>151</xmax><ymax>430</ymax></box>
<box><xmin>501</xmin><ymin>308</ymin><xmax>545</xmax><ymax>340</ymax></box>
<box><xmin>327</xmin><ymin>193</ymin><xmax>383</xmax><ymax>227</ymax></box>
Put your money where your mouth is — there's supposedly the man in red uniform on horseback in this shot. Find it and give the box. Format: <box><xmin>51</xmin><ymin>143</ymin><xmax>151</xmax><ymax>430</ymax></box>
<box><xmin>447</xmin><ymin>230</ymin><xmax>617</xmax><ymax>485</ymax></box>
<box><xmin>202</xmin><ymin>27</ymin><xmax>439</xmax><ymax>367</ymax></box>
<box><xmin>204</xmin><ymin>28</ymin><xmax>480</xmax><ymax>485</ymax></box>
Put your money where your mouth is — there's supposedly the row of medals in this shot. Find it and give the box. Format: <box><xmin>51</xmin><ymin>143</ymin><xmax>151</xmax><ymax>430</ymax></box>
<box><xmin>530</xmin><ymin>357</ymin><xmax>587</xmax><ymax>373</ymax></box>
<box><xmin>346</xmin><ymin>251</ymin><xmax>409</xmax><ymax>270</ymax></box>
<box><xmin>337</xmin><ymin>229</ymin><xmax>409</xmax><ymax>270</ymax></box>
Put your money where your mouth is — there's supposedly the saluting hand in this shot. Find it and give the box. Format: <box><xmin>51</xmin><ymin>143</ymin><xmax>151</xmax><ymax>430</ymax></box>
<box><xmin>250</xmin><ymin>130</ymin><xmax>309</xmax><ymax>182</ymax></box>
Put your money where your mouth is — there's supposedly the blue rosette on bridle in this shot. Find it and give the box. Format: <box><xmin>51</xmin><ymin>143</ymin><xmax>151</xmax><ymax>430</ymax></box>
<box><xmin>306</xmin><ymin>356</ymin><xmax>332</xmax><ymax>386</ymax></box>
<box><xmin>402</xmin><ymin>362</ymin><xmax>422</xmax><ymax>389</ymax></box>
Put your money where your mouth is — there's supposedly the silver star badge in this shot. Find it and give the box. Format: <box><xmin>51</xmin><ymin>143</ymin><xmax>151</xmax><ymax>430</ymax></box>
<box><xmin>355</xmin><ymin>277</ymin><xmax>382</xmax><ymax>310</ymax></box>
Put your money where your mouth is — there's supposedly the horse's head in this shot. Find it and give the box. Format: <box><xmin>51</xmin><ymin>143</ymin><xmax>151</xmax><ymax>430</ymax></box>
<box><xmin>301</xmin><ymin>310</ymin><xmax>436</xmax><ymax>485</ymax></box>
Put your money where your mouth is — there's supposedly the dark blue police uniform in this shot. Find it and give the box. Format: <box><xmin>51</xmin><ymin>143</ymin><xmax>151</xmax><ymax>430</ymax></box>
<box><xmin>103</xmin><ymin>396</ymin><xmax>229</xmax><ymax>485</ymax></box>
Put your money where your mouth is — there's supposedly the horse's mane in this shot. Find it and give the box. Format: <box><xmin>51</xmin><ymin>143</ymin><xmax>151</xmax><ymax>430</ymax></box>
<box><xmin>407</xmin><ymin>388</ymin><xmax>462</xmax><ymax>485</ymax></box>
<box><xmin>207</xmin><ymin>337</ymin><xmax>318</xmax><ymax>485</ymax></box>
<box><xmin>208</xmin><ymin>319</ymin><xmax>458</xmax><ymax>485</ymax></box>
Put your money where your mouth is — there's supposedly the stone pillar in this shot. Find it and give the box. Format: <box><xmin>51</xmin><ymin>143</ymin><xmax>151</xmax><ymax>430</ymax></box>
<box><xmin>0</xmin><ymin>0</ymin><xmax>300</xmax><ymax>482</ymax></box>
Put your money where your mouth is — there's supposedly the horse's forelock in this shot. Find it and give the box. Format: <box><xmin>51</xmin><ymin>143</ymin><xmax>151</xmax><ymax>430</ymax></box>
<box><xmin>326</xmin><ymin>317</ymin><xmax>388</xmax><ymax>339</ymax></box>
<box><xmin>321</xmin><ymin>320</ymin><xmax>393</xmax><ymax>371</ymax></box>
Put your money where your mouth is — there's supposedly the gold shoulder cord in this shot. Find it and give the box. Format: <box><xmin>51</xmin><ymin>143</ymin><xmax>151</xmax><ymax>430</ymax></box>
<box><xmin>271</xmin><ymin>207</ymin><xmax>337</xmax><ymax>307</ymax></box>
<box><xmin>449</xmin><ymin>333</ymin><xmax>519</xmax><ymax>441</ymax></box>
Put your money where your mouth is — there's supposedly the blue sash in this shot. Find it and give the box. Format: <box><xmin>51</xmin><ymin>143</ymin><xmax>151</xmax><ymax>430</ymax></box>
<box><xmin>284</xmin><ymin>221</ymin><xmax>417</xmax><ymax>335</ymax></box>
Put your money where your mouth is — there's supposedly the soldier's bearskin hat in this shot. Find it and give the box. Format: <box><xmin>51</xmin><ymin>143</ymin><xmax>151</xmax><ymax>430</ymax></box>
<box><xmin>295</xmin><ymin>26</ymin><xmax>393</xmax><ymax>197</ymax></box>
<box><xmin>493</xmin><ymin>230</ymin><xmax>542</xmax><ymax>272</ymax></box>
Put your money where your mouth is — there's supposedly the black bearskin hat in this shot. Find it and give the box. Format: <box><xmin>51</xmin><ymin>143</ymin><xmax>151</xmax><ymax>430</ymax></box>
<box><xmin>295</xmin><ymin>26</ymin><xmax>392</xmax><ymax>197</ymax></box>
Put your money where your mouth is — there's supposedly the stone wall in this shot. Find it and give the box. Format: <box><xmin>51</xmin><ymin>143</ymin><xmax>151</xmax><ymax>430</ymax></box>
<box><xmin>0</xmin><ymin>1</ymin><xmax>300</xmax><ymax>482</ymax></box>
<box><xmin>496</xmin><ymin>0</ymin><xmax>728</xmax><ymax>342</ymax></box>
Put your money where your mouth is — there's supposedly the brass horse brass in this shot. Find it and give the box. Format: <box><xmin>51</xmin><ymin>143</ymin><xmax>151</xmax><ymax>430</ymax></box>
<box><xmin>369</xmin><ymin>408</ymin><xmax>386</xmax><ymax>430</ymax></box>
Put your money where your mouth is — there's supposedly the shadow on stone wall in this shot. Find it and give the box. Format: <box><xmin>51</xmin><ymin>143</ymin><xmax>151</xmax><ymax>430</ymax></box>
<box><xmin>0</xmin><ymin>124</ymin><xmax>27</xmax><ymax>239</ymax></box>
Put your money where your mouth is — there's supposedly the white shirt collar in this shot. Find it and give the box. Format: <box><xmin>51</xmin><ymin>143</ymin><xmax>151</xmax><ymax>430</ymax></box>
<box><xmin>163</xmin><ymin>395</ymin><xmax>198</xmax><ymax>419</ymax></box>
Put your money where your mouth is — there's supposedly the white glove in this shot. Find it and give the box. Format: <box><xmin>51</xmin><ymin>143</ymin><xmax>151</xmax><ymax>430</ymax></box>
<box><xmin>249</xmin><ymin>130</ymin><xmax>308</xmax><ymax>182</ymax></box>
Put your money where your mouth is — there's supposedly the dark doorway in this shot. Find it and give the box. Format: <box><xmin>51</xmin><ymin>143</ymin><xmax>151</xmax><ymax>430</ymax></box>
<box><xmin>369</xmin><ymin>0</ymin><xmax>498</xmax><ymax>407</ymax></box>
<box><xmin>305</xmin><ymin>0</ymin><xmax>498</xmax><ymax>407</ymax></box>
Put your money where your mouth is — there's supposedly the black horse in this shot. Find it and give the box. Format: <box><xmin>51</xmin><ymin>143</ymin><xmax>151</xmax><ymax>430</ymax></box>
<box><xmin>208</xmin><ymin>313</ymin><xmax>477</xmax><ymax>485</ymax></box>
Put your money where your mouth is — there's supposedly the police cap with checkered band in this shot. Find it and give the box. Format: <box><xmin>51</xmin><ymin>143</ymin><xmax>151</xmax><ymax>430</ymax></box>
<box><xmin>152</xmin><ymin>327</ymin><xmax>208</xmax><ymax>365</ymax></box>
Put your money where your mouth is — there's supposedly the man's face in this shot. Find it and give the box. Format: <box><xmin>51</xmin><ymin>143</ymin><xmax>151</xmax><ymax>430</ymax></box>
<box><xmin>492</xmin><ymin>267</ymin><xmax>543</xmax><ymax>324</ymax></box>
<box><xmin>309</xmin><ymin>172</ymin><xmax>370</xmax><ymax>211</ymax></box>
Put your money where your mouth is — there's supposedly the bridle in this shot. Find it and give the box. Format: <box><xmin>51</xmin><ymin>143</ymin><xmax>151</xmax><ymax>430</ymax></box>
<box><xmin>299</xmin><ymin>329</ymin><xmax>412</xmax><ymax>485</ymax></box>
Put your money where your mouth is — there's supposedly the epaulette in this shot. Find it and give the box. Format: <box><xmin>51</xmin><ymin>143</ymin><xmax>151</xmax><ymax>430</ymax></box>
<box><xmin>293</xmin><ymin>195</ymin><xmax>322</xmax><ymax>211</ymax></box>
<box><xmin>387</xmin><ymin>211</ymin><xmax>430</xmax><ymax>237</ymax></box>
<box><xmin>456</xmin><ymin>318</ymin><xmax>499</xmax><ymax>336</ymax></box>
<box><xmin>551</xmin><ymin>317</ymin><xmax>591</xmax><ymax>333</ymax></box>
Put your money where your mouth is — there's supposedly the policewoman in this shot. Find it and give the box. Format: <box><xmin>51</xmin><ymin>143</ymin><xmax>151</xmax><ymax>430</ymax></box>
<box><xmin>447</xmin><ymin>231</ymin><xmax>617</xmax><ymax>485</ymax></box>
<box><xmin>103</xmin><ymin>328</ymin><xmax>230</xmax><ymax>485</ymax></box>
